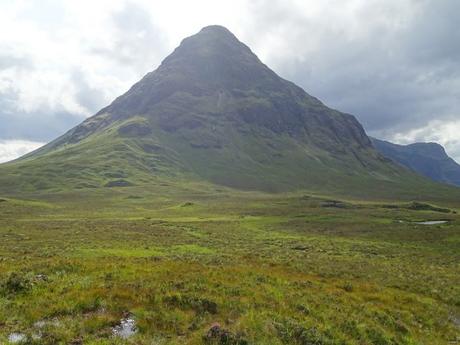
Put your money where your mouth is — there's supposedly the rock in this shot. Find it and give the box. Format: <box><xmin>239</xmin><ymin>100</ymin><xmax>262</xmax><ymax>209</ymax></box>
<box><xmin>204</xmin><ymin>323</ymin><xmax>248</xmax><ymax>344</ymax></box>
<box><xmin>35</xmin><ymin>274</ymin><xmax>48</xmax><ymax>282</ymax></box>
<box><xmin>69</xmin><ymin>337</ymin><xmax>83</xmax><ymax>345</ymax></box>
<box><xmin>292</xmin><ymin>245</ymin><xmax>309</xmax><ymax>251</ymax></box>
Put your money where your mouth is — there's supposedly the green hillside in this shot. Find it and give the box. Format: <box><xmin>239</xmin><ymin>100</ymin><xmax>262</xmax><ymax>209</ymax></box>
<box><xmin>0</xmin><ymin>115</ymin><xmax>458</xmax><ymax>202</ymax></box>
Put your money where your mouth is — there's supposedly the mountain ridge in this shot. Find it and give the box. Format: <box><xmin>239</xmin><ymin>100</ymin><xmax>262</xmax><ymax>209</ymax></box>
<box><xmin>372</xmin><ymin>137</ymin><xmax>460</xmax><ymax>187</ymax></box>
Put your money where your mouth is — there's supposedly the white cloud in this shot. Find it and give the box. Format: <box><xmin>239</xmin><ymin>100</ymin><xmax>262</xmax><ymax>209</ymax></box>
<box><xmin>0</xmin><ymin>140</ymin><xmax>44</xmax><ymax>163</ymax></box>
<box><xmin>390</xmin><ymin>119</ymin><xmax>460</xmax><ymax>163</ymax></box>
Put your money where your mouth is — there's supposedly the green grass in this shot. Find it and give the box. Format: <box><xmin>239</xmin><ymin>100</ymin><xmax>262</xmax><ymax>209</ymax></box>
<box><xmin>0</xmin><ymin>189</ymin><xmax>459</xmax><ymax>344</ymax></box>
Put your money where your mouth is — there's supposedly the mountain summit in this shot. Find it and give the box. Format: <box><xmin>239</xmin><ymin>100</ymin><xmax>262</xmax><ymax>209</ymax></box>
<box><xmin>0</xmin><ymin>26</ymin><xmax>455</xmax><ymax>197</ymax></box>
<box><xmin>48</xmin><ymin>24</ymin><xmax>371</xmax><ymax>151</ymax></box>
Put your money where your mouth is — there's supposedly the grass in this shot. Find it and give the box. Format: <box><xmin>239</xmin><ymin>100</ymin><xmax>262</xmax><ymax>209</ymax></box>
<box><xmin>0</xmin><ymin>188</ymin><xmax>459</xmax><ymax>344</ymax></box>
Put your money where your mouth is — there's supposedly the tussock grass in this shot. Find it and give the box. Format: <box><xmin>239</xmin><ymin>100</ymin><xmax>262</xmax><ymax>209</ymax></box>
<box><xmin>0</xmin><ymin>191</ymin><xmax>459</xmax><ymax>344</ymax></box>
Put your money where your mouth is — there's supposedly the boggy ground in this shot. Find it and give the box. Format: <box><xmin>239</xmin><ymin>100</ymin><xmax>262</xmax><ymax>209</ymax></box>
<box><xmin>0</xmin><ymin>187</ymin><xmax>459</xmax><ymax>344</ymax></box>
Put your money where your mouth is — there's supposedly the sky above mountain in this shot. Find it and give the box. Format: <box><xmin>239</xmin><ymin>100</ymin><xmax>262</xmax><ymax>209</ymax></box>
<box><xmin>0</xmin><ymin>0</ymin><xmax>459</xmax><ymax>163</ymax></box>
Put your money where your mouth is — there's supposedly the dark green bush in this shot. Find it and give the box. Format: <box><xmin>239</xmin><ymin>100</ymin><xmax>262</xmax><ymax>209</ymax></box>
<box><xmin>3</xmin><ymin>272</ymin><xmax>31</xmax><ymax>294</ymax></box>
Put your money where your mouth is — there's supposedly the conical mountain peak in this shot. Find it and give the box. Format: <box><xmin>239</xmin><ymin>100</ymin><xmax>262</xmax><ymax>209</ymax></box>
<box><xmin>9</xmin><ymin>25</ymin><xmax>435</xmax><ymax>196</ymax></box>
<box><xmin>43</xmin><ymin>25</ymin><xmax>372</xmax><ymax>154</ymax></box>
<box><xmin>101</xmin><ymin>26</ymin><xmax>287</xmax><ymax>118</ymax></box>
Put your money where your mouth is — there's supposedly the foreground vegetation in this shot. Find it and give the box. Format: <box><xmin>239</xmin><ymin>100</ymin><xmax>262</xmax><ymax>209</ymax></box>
<box><xmin>0</xmin><ymin>186</ymin><xmax>459</xmax><ymax>344</ymax></box>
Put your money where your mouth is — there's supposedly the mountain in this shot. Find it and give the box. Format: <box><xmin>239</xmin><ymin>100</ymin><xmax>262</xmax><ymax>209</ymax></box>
<box><xmin>0</xmin><ymin>25</ymin><xmax>458</xmax><ymax>199</ymax></box>
<box><xmin>372</xmin><ymin>138</ymin><xmax>460</xmax><ymax>187</ymax></box>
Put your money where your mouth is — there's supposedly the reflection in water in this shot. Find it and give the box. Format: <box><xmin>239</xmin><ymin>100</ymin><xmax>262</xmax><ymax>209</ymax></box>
<box><xmin>112</xmin><ymin>317</ymin><xmax>137</xmax><ymax>339</ymax></box>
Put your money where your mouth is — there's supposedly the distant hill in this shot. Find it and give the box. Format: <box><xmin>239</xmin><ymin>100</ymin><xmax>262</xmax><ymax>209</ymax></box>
<box><xmin>0</xmin><ymin>25</ymin><xmax>458</xmax><ymax>200</ymax></box>
<box><xmin>372</xmin><ymin>138</ymin><xmax>460</xmax><ymax>187</ymax></box>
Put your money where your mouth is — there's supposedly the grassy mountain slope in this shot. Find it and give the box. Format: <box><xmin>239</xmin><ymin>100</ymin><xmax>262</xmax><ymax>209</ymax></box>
<box><xmin>1</xmin><ymin>113</ymin><xmax>458</xmax><ymax>200</ymax></box>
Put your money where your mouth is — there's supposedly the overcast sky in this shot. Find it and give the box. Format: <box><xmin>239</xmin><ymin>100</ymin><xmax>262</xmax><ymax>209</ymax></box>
<box><xmin>0</xmin><ymin>0</ymin><xmax>459</xmax><ymax>162</ymax></box>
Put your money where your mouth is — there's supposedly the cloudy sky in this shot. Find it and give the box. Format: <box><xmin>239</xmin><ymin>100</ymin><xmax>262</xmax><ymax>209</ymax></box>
<box><xmin>0</xmin><ymin>0</ymin><xmax>459</xmax><ymax>162</ymax></box>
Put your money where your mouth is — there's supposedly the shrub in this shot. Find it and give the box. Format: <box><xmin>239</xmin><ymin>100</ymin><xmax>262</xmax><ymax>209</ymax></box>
<box><xmin>3</xmin><ymin>272</ymin><xmax>31</xmax><ymax>294</ymax></box>
<box><xmin>342</xmin><ymin>282</ymin><xmax>354</xmax><ymax>292</ymax></box>
<box><xmin>274</xmin><ymin>319</ymin><xmax>333</xmax><ymax>345</ymax></box>
<box><xmin>366</xmin><ymin>328</ymin><xmax>391</xmax><ymax>345</ymax></box>
<box><xmin>203</xmin><ymin>323</ymin><xmax>248</xmax><ymax>345</ymax></box>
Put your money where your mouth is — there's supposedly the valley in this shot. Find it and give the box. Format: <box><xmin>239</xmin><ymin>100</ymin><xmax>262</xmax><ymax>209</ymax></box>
<box><xmin>0</xmin><ymin>187</ymin><xmax>459</xmax><ymax>344</ymax></box>
<box><xmin>1</xmin><ymin>25</ymin><xmax>459</xmax><ymax>345</ymax></box>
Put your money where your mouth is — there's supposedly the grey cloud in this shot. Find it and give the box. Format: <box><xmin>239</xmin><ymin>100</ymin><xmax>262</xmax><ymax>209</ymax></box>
<box><xmin>0</xmin><ymin>109</ymin><xmax>83</xmax><ymax>142</ymax></box>
<box><xmin>243</xmin><ymin>0</ymin><xmax>460</xmax><ymax>139</ymax></box>
<box><xmin>0</xmin><ymin>54</ymin><xmax>33</xmax><ymax>71</ymax></box>
<box><xmin>449</xmin><ymin>146</ymin><xmax>460</xmax><ymax>163</ymax></box>
<box><xmin>71</xmin><ymin>69</ymin><xmax>108</xmax><ymax>113</ymax></box>
<box><xmin>0</xmin><ymin>87</ymin><xmax>83</xmax><ymax>142</ymax></box>
<box><xmin>0</xmin><ymin>49</ymin><xmax>84</xmax><ymax>142</ymax></box>
<box><xmin>0</xmin><ymin>58</ymin><xmax>105</xmax><ymax>142</ymax></box>
<box><xmin>404</xmin><ymin>1</ymin><xmax>460</xmax><ymax>65</ymax></box>
<box><xmin>91</xmin><ymin>1</ymin><xmax>167</xmax><ymax>74</ymax></box>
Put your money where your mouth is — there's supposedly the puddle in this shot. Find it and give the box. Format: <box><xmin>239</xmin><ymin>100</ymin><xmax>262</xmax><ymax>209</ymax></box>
<box><xmin>415</xmin><ymin>220</ymin><xmax>448</xmax><ymax>225</ymax></box>
<box><xmin>112</xmin><ymin>317</ymin><xmax>137</xmax><ymax>339</ymax></box>
<box><xmin>8</xmin><ymin>333</ymin><xmax>26</xmax><ymax>343</ymax></box>
<box><xmin>398</xmin><ymin>220</ymin><xmax>449</xmax><ymax>225</ymax></box>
